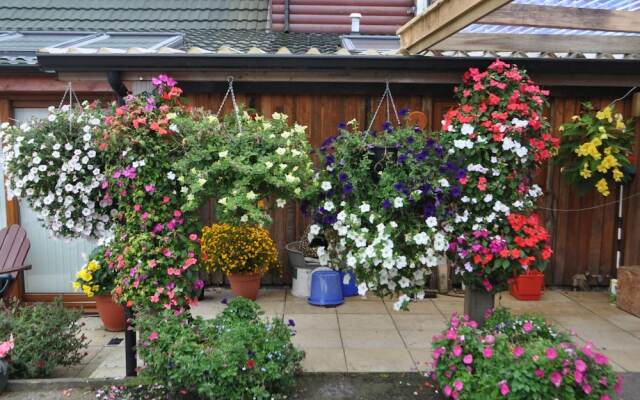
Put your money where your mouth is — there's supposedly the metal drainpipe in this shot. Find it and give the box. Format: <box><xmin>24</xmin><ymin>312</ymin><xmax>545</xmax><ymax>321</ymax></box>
<box><xmin>284</xmin><ymin>0</ymin><xmax>290</xmax><ymax>33</ymax></box>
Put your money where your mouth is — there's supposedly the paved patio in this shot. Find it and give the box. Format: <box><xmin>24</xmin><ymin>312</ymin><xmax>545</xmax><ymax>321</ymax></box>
<box><xmin>59</xmin><ymin>287</ymin><xmax>640</xmax><ymax>379</ymax></box>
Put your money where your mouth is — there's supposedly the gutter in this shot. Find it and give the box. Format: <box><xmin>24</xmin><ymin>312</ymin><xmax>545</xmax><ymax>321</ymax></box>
<box><xmin>35</xmin><ymin>53</ymin><xmax>640</xmax><ymax>75</ymax></box>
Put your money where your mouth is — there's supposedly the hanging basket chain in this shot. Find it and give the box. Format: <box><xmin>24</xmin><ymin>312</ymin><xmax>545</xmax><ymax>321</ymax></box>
<box><xmin>366</xmin><ymin>81</ymin><xmax>401</xmax><ymax>135</ymax></box>
<box><xmin>57</xmin><ymin>82</ymin><xmax>82</xmax><ymax>138</ymax></box>
<box><xmin>216</xmin><ymin>77</ymin><xmax>243</xmax><ymax>133</ymax></box>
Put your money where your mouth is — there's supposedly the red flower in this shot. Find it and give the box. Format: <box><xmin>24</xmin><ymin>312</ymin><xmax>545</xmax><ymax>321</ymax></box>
<box><xmin>246</xmin><ymin>359</ymin><xmax>256</xmax><ymax>369</ymax></box>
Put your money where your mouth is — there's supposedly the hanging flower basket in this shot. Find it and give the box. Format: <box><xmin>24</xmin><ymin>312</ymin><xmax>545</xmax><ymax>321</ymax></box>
<box><xmin>510</xmin><ymin>270</ymin><xmax>545</xmax><ymax>301</ymax></box>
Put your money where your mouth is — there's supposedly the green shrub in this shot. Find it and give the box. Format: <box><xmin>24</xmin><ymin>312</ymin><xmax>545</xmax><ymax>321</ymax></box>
<box><xmin>136</xmin><ymin>297</ymin><xmax>304</xmax><ymax>400</ymax></box>
<box><xmin>0</xmin><ymin>299</ymin><xmax>88</xmax><ymax>378</ymax></box>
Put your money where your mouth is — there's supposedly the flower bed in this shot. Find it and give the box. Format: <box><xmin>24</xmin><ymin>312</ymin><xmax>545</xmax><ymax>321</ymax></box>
<box><xmin>431</xmin><ymin>309</ymin><xmax>621</xmax><ymax>399</ymax></box>
<box><xmin>134</xmin><ymin>297</ymin><xmax>303</xmax><ymax>400</ymax></box>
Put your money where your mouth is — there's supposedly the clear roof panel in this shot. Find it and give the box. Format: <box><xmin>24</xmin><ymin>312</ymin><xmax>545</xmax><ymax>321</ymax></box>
<box><xmin>0</xmin><ymin>31</ymin><xmax>183</xmax><ymax>54</ymax></box>
<box><xmin>0</xmin><ymin>32</ymin><xmax>92</xmax><ymax>53</ymax></box>
<box><xmin>464</xmin><ymin>0</ymin><xmax>640</xmax><ymax>36</ymax></box>
<box><xmin>76</xmin><ymin>33</ymin><xmax>182</xmax><ymax>49</ymax></box>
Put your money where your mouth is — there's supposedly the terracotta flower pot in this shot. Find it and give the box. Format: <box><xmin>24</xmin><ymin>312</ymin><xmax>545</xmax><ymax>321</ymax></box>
<box><xmin>510</xmin><ymin>270</ymin><xmax>545</xmax><ymax>301</ymax></box>
<box><xmin>227</xmin><ymin>272</ymin><xmax>262</xmax><ymax>301</ymax></box>
<box><xmin>95</xmin><ymin>295</ymin><xmax>126</xmax><ymax>332</ymax></box>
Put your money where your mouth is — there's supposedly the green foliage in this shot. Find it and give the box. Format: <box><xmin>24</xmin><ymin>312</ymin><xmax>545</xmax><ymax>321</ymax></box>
<box><xmin>0</xmin><ymin>299</ymin><xmax>88</xmax><ymax>378</ymax></box>
<box><xmin>136</xmin><ymin>298</ymin><xmax>303</xmax><ymax>400</ymax></box>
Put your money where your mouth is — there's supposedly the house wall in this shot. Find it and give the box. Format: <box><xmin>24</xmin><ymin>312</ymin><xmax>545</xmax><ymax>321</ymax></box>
<box><xmin>189</xmin><ymin>91</ymin><xmax>640</xmax><ymax>287</ymax></box>
<box><xmin>270</xmin><ymin>0</ymin><xmax>415</xmax><ymax>34</ymax></box>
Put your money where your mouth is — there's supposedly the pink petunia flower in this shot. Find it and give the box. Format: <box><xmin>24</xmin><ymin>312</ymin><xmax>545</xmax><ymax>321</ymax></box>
<box><xmin>452</xmin><ymin>345</ymin><xmax>463</xmax><ymax>357</ymax></box>
<box><xmin>463</xmin><ymin>354</ymin><xmax>473</xmax><ymax>365</ymax></box>
<box><xmin>453</xmin><ymin>380</ymin><xmax>463</xmax><ymax>391</ymax></box>
<box><xmin>523</xmin><ymin>321</ymin><xmax>533</xmax><ymax>333</ymax></box>
<box><xmin>575</xmin><ymin>359</ymin><xmax>587</xmax><ymax>372</ymax></box>
<box><xmin>545</xmin><ymin>348</ymin><xmax>558</xmax><ymax>360</ymax></box>
<box><xmin>149</xmin><ymin>332</ymin><xmax>158</xmax><ymax>341</ymax></box>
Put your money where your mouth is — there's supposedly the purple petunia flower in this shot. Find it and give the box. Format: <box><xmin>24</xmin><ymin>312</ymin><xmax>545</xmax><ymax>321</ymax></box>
<box><xmin>288</xmin><ymin>319</ymin><xmax>296</xmax><ymax>327</ymax></box>
<box><xmin>450</xmin><ymin>186</ymin><xmax>462</xmax><ymax>198</ymax></box>
<box><xmin>397</xmin><ymin>153</ymin><xmax>407</xmax><ymax>164</ymax></box>
<box><xmin>399</xmin><ymin>108</ymin><xmax>409</xmax><ymax>117</ymax></box>
<box><xmin>337</xmin><ymin>121</ymin><xmax>347</xmax><ymax>129</ymax></box>
<box><xmin>343</xmin><ymin>183</ymin><xmax>353</xmax><ymax>194</ymax></box>
<box><xmin>339</xmin><ymin>172</ymin><xmax>348</xmax><ymax>182</ymax></box>
<box><xmin>382</xmin><ymin>199</ymin><xmax>391</xmax><ymax>209</ymax></box>
<box><xmin>393</xmin><ymin>182</ymin><xmax>405</xmax><ymax>192</ymax></box>
<box><xmin>382</xmin><ymin>121</ymin><xmax>393</xmax><ymax>132</ymax></box>
<box><xmin>406</xmin><ymin>136</ymin><xmax>414</xmax><ymax>145</ymax></box>
<box><xmin>415</xmin><ymin>150</ymin><xmax>428</xmax><ymax>162</ymax></box>
<box><xmin>221</xmin><ymin>298</ymin><xmax>228</xmax><ymax>305</ymax></box>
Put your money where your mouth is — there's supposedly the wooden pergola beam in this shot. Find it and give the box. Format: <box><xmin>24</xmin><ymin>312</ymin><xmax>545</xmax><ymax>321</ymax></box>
<box><xmin>480</xmin><ymin>4</ymin><xmax>640</xmax><ymax>33</ymax></box>
<box><xmin>434</xmin><ymin>33</ymin><xmax>640</xmax><ymax>54</ymax></box>
<box><xmin>397</xmin><ymin>0</ymin><xmax>512</xmax><ymax>55</ymax></box>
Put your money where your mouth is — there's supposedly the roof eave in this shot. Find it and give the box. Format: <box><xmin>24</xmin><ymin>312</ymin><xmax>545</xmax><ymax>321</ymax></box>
<box><xmin>36</xmin><ymin>53</ymin><xmax>640</xmax><ymax>75</ymax></box>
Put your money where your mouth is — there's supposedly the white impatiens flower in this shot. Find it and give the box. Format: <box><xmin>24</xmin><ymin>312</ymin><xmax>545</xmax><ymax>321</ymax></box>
<box><xmin>393</xmin><ymin>197</ymin><xmax>403</xmax><ymax>208</ymax></box>
<box><xmin>246</xmin><ymin>191</ymin><xmax>258</xmax><ymax>200</ymax></box>
<box><xmin>218</xmin><ymin>197</ymin><xmax>228</xmax><ymax>206</ymax></box>
<box><xmin>167</xmin><ymin>171</ymin><xmax>176</xmax><ymax>180</ymax></box>
<box><xmin>425</xmin><ymin>216</ymin><xmax>438</xmax><ymax>228</ymax></box>
<box><xmin>483</xmin><ymin>194</ymin><xmax>493</xmax><ymax>203</ymax></box>
<box><xmin>276</xmin><ymin>198</ymin><xmax>287</xmax><ymax>208</ymax></box>
<box><xmin>320</xmin><ymin>181</ymin><xmax>332</xmax><ymax>191</ymax></box>
<box><xmin>265</xmin><ymin>161</ymin><xmax>274</xmax><ymax>169</ymax></box>
<box><xmin>307</xmin><ymin>224</ymin><xmax>321</xmax><ymax>241</ymax></box>
<box><xmin>275</xmin><ymin>147</ymin><xmax>287</xmax><ymax>156</ymax></box>
<box><xmin>359</xmin><ymin>203</ymin><xmax>371</xmax><ymax>213</ymax></box>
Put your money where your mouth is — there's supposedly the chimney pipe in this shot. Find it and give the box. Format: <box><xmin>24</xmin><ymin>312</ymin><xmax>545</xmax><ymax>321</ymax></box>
<box><xmin>350</xmin><ymin>13</ymin><xmax>362</xmax><ymax>34</ymax></box>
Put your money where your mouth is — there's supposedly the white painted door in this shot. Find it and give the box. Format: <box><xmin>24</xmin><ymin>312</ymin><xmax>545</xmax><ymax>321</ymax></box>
<box><xmin>11</xmin><ymin>108</ymin><xmax>97</xmax><ymax>293</ymax></box>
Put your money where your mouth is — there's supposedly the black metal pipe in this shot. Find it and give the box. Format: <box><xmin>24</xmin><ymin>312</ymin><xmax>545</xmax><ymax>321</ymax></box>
<box><xmin>107</xmin><ymin>71</ymin><xmax>129</xmax><ymax>106</ymax></box>
<box><xmin>124</xmin><ymin>307</ymin><xmax>137</xmax><ymax>377</ymax></box>
<box><xmin>284</xmin><ymin>0</ymin><xmax>290</xmax><ymax>33</ymax></box>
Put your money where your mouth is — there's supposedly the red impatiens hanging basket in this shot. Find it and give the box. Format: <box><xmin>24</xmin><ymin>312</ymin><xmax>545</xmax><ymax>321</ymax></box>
<box><xmin>510</xmin><ymin>270</ymin><xmax>545</xmax><ymax>301</ymax></box>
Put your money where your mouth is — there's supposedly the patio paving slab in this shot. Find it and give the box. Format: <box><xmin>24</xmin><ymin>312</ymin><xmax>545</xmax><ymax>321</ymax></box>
<box><xmin>60</xmin><ymin>287</ymin><xmax>640</xmax><ymax>379</ymax></box>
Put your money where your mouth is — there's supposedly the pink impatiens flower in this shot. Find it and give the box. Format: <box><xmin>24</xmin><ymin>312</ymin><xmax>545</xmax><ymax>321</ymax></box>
<box><xmin>149</xmin><ymin>332</ymin><xmax>159</xmax><ymax>341</ymax></box>
<box><xmin>550</xmin><ymin>371</ymin><xmax>563</xmax><ymax>387</ymax></box>
<box><xmin>483</xmin><ymin>347</ymin><xmax>493</xmax><ymax>358</ymax></box>
<box><xmin>498</xmin><ymin>380</ymin><xmax>510</xmax><ymax>396</ymax></box>
<box><xmin>452</xmin><ymin>345</ymin><xmax>463</xmax><ymax>357</ymax></box>
<box><xmin>512</xmin><ymin>347</ymin><xmax>524</xmax><ymax>357</ymax></box>
<box><xmin>463</xmin><ymin>354</ymin><xmax>473</xmax><ymax>365</ymax></box>
<box><xmin>575</xmin><ymin>359</ymin><xmax>587</xmax><ymax>372</ymax></box>
<box><xmin>523</xmin><ymin>321</ymin><xmax>533</xmax><ymax>333</ymax></box>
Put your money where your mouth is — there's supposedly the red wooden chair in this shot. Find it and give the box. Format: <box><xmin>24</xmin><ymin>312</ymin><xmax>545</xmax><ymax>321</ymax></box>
<box><xmin>0</xmin><ymin>225</ymin><xmax>31</xmax><ymax>297</ymax></box>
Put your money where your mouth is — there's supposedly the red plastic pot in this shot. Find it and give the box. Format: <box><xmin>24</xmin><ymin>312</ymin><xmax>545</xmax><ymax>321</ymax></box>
<box><xmin>227</xmin><ymin>272</ymin><xmax>262</xmax><ymax>301</ymax></box>
<box><xmin>510</xmin><ymin>270</ymin><xmax>545</xmax><ymax>301</ymax></box>
<box><xmin>94</xmin><ymin>295</ymin><xmax>126</xmax><ymax>332</ymax></box>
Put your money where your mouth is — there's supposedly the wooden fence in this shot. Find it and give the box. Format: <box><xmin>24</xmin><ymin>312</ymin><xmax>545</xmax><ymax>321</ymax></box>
<box><xmin>189</xmin><ymin>91</ymin><xmax>639</xmax><ymax>287</ymax></box>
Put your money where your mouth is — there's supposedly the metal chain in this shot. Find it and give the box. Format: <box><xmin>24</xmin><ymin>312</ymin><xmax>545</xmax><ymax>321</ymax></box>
<box><xmin>216</xmin><ymin>77</ymin><xmax>242</xmax><ymax>133</ymax></box>
<box><xmin>366</xmin><ymin>81</ymin><xmax>401</xmax><ymax>135</ymax></box>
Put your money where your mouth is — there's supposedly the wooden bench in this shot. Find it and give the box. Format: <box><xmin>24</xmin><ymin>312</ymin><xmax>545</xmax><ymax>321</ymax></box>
<box><xmin>0</xmin><ymin>225</ymin><xmax>31</xmax><ymax>298</ymax></box>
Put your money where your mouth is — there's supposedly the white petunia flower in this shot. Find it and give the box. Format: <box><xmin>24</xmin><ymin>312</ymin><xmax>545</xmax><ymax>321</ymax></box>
<box><xmin>320</xmin><ymin>181</ymin><xmax>332</xmax><ymax>191</ymax></box>
<box><xmin>276</xmin><ymin>198</ymin><xmax>286</xmax><ymax>208</ymax></box>
<box><xmin>393</xmin><ymin>197</ymin><xmax>403</xmax><ymax>208</ymax></box>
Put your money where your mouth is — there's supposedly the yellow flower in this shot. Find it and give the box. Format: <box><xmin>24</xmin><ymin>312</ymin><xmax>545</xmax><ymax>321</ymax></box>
<box><xmin>580</xmin><ymin>167</ymin><xmax>592</xmax><ymax>179</ymax></box>
<box><xmin>596</xmin><ymin>155</ymin><xmax>619</xmax><ymax>173</ymax></box>
<box><xmin>595</xmin><ymin>178</ymin><xmax>610</xmax><ymax>196</ymax></box>
<box><xmin>72</xmin><ymin>281</ymin><xmax>81</xmax><ymax>290</ymax></box>
<box><xmin>87</xmin><ymin>260</ymin><xmax>100</xmax><ymax>272</ymax></box>
<box><xmin>616</xmin><ymin>119</ymin><xmax>625</xmax><ymax>130</ymax></box>
<box><xmin>595</xmin><ymin>107</ymin><xmax>613</xmax><ymax>122</ymax></box>
<box><xmin>612</xmin><ymin>168</ymin><xmax>624</xmax><ymax>182</ymax></box>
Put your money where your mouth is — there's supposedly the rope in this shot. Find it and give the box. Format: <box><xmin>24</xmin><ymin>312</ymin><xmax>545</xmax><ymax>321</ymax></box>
<box><xmin>216</xmin><ymin>77</ymin><xmax>242</xmax><ymax>133</ymax></box>
<box><xmin>536</xmin><ymin>190</ymin><xmax>640</xmax><ymax>213</ymax></box>
<box><xmin>366</xmin><ymin>81</ymin><xmax>401</xmax><ymax>135</ymax></box>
